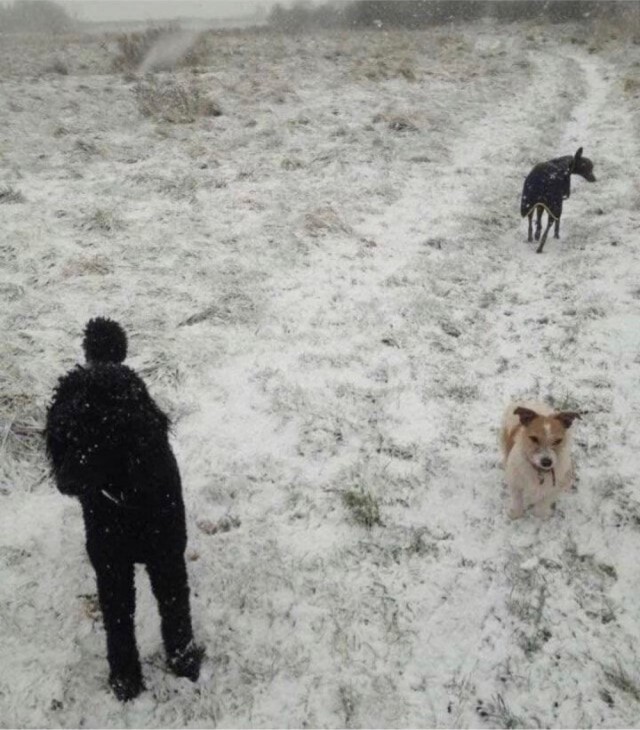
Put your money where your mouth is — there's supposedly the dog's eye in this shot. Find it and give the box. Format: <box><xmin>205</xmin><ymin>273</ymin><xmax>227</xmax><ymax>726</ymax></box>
<box><xmin>529</xmin><ymin>436</ymin><xmax>539</xmax><ymax>445</ymax></box>
<box><xmin>553</xmin><ymin>438</ymin><xmax>563</xmax><ymax>446</ymax></box>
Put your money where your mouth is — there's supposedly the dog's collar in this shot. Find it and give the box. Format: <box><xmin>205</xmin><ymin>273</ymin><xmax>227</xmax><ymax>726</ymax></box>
<box><xmin>533</xmin><ymin>466</ymin><xmax>556</xmax><ymax>488</ymax></box>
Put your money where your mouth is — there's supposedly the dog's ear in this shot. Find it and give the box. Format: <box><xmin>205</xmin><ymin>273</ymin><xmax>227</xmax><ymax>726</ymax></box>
<box><xmin>574</xmin><ymin>147</ymin><xmax>583</xmax><ymax>161</ymax></box>
<box><xmin>554</xmin><ymin>411</ymin><xmax>582</xmax><ymax>429</ymax></box>
<box><xmin>514</xmin><ymin>407</ymin><xmax>539</xmax><ymax>426</ymax></box>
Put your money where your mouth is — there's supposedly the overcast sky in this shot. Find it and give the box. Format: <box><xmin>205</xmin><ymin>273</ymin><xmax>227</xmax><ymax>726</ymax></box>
<box><xmin>56</xmin><ymin>1</ymin><xmax>275</xmax><ymax>22</ymax></box>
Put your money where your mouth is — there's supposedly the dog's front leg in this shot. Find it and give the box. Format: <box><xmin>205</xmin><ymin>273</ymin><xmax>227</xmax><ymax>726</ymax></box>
<box><xmin>558</xmin><ymin>468</ymin><xmax>574</xmax><ymax>492</ymax></box>
<box><xmin>527</xmin><ymin>212</ymin><xmax>533</xmax><ymax>242</ymax></box>
<box><xmin>508</xmin><ymin>488</ymin><xmax>525</xmax><ymax>520</ymax></box>
<box><xmin>532</xmin><ymin>493</ymin><xmax>555</xmax><ymax>520</ymax></box>
<box><xmin>92</xmin><ymin>558</ymin><xmax>144</xmax><ymax>701</ymax></box>
<box><xmin>554</xmin><ymin>217</ymin><xmax>560</xmax><ymax>239</ymax></box>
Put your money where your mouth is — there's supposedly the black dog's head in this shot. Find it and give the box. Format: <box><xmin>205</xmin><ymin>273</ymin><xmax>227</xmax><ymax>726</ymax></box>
<box><xmin>83</xmin><ymin>317</ymin><xmax>127</xmax><ymax>364</ymax></box>
<box><xmin>46</xmin><ymin>319</ymin><xmax>170</xmax><ymax>498</ymax></box>
<box><xmin>573</xmin><ymin>147</ymin><xmax>596</xmax><ymax>182</ymax></box>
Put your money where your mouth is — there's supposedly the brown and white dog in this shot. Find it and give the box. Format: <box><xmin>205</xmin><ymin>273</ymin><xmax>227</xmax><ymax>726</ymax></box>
<box><xmin>500</xmin><ymin>401</ymin><xmax>581</xmax><ymax>519</ymax></box>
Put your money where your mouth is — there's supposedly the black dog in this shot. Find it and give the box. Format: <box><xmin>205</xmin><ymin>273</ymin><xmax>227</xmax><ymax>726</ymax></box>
<box><xmin>521</xmin><ymin>146</ymin><xmax>596</xmax><ymax>253</ymax></box>
<box><xmin>45</xmin><ymin>318</ymin><xmax>202</xmax><ymax>702</ymax></box>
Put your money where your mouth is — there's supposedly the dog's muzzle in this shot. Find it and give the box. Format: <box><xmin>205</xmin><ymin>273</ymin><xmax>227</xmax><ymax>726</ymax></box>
<box><xmin>534</xmin><ymin>464</ymin><xmax>556</xmax><ymax>487</ymax></box>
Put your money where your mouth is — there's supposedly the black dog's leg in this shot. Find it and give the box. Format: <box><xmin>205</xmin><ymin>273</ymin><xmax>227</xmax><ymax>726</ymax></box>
<box><xmin>527</xmin><ymin>212</ymin><xmax>533</xmax><ymax>242</ymax></box>
<box><xmin>147</xmin><ymin>554</ymin><xmax>203</xmax><ymax>681</ymax></box>
<box><xmin>92</xmin><ymin>559</ymin><xmax>144</xmax><ymax>701</ymax></box>
<box><xmin>536</xmin><ymin>215</ymin><xmax>554</xmax><ymax>254</ymax></box>
<box><xmin>534</xmin><ymin>207</ymin><xmax>543</xmax><ymax>241</ymax></box>
<box><xmin>554</xmin><ymin>217</ymin><xmax>560</xmax><ymax>239</ymax></box>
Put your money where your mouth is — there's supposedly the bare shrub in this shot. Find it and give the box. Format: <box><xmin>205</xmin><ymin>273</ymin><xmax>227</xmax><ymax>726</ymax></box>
<box><xmin>355</xmin><ymin>57</ymin><xmax>418</xmax><ymax>82</ymax></box>
<box><xmin>134</xmin><ymin>79</ymin><xmax>222</xmax><ymax>124</ymax></box>
<box><xmin>139</xmin><ymin>30</ymin><xmax>208</xmax><ymax>73</ymax></box>
<box><xmin>112</xmin><ymin>26</ymin><xmax>176</xmax><ymax>72</ymax></box>
<box><xmin>44</xmin><ymin>58</ymin><xmax>68</xmax><ymax>75</ymax></box>
<box><xmin>588</xmin><ymin>3</ymin><xmax>640</xmax><ymax>48</ymax></box>
<box><xmin>112</xmin><ymin>25</ymin><xmax>209</xmax><ymax>72</ymax></box>
<box><xmin>0</xmin><ymin>0</ymin><xmax>74</xmax><ymax>34</ymax></box>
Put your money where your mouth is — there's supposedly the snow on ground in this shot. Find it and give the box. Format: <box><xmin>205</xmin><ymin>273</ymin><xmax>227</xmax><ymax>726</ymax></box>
<box><xmin>1</xmin><ymin>20</ymin><xmax>640</xmax><ymax>728</ymax></box>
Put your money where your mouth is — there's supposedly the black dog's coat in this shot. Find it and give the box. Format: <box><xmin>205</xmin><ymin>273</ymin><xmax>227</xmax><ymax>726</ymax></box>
<box><xmin>521</xmin><ymin>146</ymin><xmax>596</xmax><ymax>253</ymax></box>
<box><xmin>46</xmin><ymin>318</ymin><xmax>202</xmax><ymax>702</ymax></box>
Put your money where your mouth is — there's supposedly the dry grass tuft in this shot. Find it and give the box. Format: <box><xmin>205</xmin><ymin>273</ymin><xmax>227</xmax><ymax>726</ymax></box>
<box><xmin>44</xmin><ymin>58</ymin><xmax>69</xmax><ymax>75</ymax></box>
<box><xmin>342</xmin><ymin>488</ymin><xmax>382</xmax><ymax>529</ymax></box>
<box><xmin>0</xmin><ymin>186</ymin><xmax>25</xmax><ymax>204</ymax></box>
<box><xmin>61</xmin><ymin>256</ymin><xmax>112</xmax><ymax>278</ymax></box>
<box><xmin>179</xmin><ymin>292</ymin><xmax>256</xmax><ymax>327</ymax></box>
<box><xmin>355</xmin><ymin>56</ymin><xmax>419</xmax><ymax>82</ymax></box>
<box><xmin>134</xmin><ymin>79</ymin><xmax>222</xmax><ymax>124</ymax></box>
<box><xmin>281</xmin><ymin>157</ymin><xmax>304</xmax><ymax>171</ymax></box>
<box><xmin>74</xmin><ymin>139</ymin><xmax>101</xmax><ymax>156</ymax></box>
<box><xmin>0</xmin><ymin>392</ymin><xmax>44</xmax><ymax>466</ymax></box>
<box><xmin>475</xmin><ymin>694</ymin><xmax>525</xmax><ymax>729</ymax></box>
<box><xmin>304</xmin><ymin>206</ymin><xmax>351</xmax><ymax>237</ymax></box>
<box><xmin>82</xmin><ymin>208</ymin><xmax>123</xmax><ymax>233</ymax></box>
<box><xmin>623</xmin><ymin>77</ymin><xmax>640</xmax><ymax>96</ymax></box>
<box><xmin>387</xmin><ymin>115</ymin><xmax>419</xmax><ymax>132</ymax></box>
<box><xmin>604</xmin><ymin>665</ymin><xmax>640</xmax><ymax>703</ymax></box>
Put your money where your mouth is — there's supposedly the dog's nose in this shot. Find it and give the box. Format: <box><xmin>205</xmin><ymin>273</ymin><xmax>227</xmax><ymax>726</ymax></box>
<box><xmin>541</xmin><ymin>457</ymin><xmax>553</xmax><ymax>469</ymax></box>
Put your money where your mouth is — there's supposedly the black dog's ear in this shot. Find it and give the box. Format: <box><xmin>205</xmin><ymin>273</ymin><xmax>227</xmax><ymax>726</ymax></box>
<box><xmin>514</xmin><ymin>406</ymin><xmax>539</xmax><ymax>426</ymax></box>
<box><xmin>574</xmin><ymin>146</ymin><xmax>583</xmax><ymax>161</ymax></box>
<box><xmin>554</xmin><ymin>411</ymin><xmax>582</xmax><ymax>429</ymax></box>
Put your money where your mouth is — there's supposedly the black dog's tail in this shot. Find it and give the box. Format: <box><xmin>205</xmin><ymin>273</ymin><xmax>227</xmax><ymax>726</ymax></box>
<box><xmin>83</xmin><ymin>317</ymin><xmax>128</xmax><ymax>364</ymax></box>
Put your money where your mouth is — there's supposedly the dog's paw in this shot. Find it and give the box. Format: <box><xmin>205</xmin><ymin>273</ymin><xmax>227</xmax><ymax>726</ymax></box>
<box><xmin>168</xmin><ymin>643</ymin><xmax>205</xmax><ymax>682</ymax></box>
<box><xmin>533</xmin><ymin>504</ymin><xmax>553</xmax><ymax>520</ymax></box>
<box><xmin>508</xmin><ymin>506</ymin><xmax>524</xmax><ymax>520</ymax></box>
<box><xmin>109</xmin><ymin>671</ymin><xmax>145</xmax><ymax>702</ymax></box>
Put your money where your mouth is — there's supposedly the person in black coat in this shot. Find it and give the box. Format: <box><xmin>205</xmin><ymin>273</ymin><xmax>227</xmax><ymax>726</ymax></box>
<box><xmin>46</xmin><ymin>318</ymin><xmax>203</xmax><ymax>702</ymax></box>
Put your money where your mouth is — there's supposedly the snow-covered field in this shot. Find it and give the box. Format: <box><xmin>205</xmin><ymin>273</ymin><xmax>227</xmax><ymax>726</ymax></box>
<box><xmin>1</xmin><ymin>19</ymin><xmax>640</xmax><ymax>728</ymax></box>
